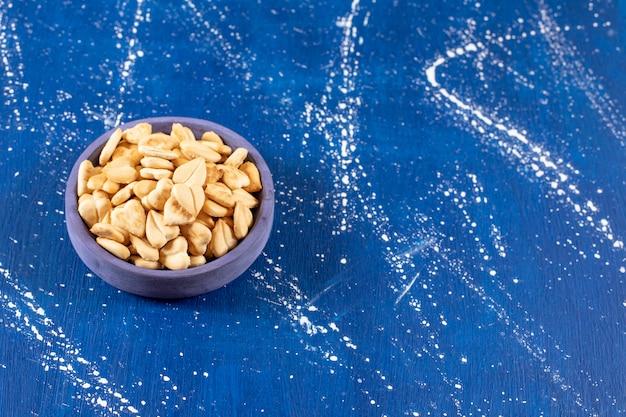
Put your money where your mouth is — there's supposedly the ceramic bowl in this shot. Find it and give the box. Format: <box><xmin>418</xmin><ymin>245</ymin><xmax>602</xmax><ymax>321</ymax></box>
<box><xmin>65</xmin><ymin>117</ymin><xmax>274</xmax><ymax>299</ymax></box>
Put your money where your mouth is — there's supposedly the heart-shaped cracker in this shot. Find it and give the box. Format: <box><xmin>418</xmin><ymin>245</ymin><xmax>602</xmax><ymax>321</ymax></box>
<box><xmin>181</xmin><ymin>221</ymin><xmax>212</xmax><ymax>256</ymax></box>
<box><xmin>111</xmin><ymin>198</ymin><xmax>146</xmax><ymax>237</ymax></box>
<box><xmin>145</xmin><ymin>209</ymin><xmax>179</xmax><ymax>249</ymax></box>
<box><xmin>172</xmin><ymin>157</ymin><xmax>206</xmax><ymax>186</ymax></box>
<box><xmin>163</xmin><ymin>183</ymin><xmax>203</xmax><ymax>226</ymax></box>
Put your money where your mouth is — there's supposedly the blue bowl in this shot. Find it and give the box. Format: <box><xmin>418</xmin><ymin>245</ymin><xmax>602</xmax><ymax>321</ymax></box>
<box><xmin>65</xmin><ymin>117</ymin><xmax>274</xmax><ymax>299</ymax></box>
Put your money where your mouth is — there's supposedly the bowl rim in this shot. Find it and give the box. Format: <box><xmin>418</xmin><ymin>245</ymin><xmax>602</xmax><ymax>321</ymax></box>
<box><xmin>65</xmin><ymin>116</ymin><xmax>274</xmax><ymax>285</ymax></box>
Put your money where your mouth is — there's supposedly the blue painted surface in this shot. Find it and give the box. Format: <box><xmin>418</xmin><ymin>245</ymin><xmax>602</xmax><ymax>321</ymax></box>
<box><xmin>1</xmin><ymin>1</ymin><xmax>625</xmax><ymax>416</ymax></box>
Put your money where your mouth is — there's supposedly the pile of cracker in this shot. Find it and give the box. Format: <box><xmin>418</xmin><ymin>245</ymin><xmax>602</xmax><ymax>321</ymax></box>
<box><xmin>76</xmin><ymin>122</ymin><xmax>262</xmax><ymax>270</ymax></box>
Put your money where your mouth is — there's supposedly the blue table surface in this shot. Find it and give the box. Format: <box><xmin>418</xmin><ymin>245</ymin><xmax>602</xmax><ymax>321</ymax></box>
<box><xmin>2</xmin><ymin>1</ymin><xmax>626</xmax><ymax>416</ymax></box>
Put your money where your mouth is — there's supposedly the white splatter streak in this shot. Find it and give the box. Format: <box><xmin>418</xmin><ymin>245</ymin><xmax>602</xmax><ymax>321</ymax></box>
<box><xmin>182</xmin><ymin>0</ymin><xmax>253</xmax><ymax>75</ymax></box>
<box><xmin>425</xmin><ymin>40</ymin><xmax>624</xmax><ymax>251</ymax></box>
<box><xmin>251</xmin><ymin>0</ymin><xmax>374</xmax><ymax>381</ymax></box>
<box><xmin>0</xmin><ymin>264</ymin><xmax>141</xmax><ymax>416</ymax></box>
<box><xmin>303</xmin><ymin>0</ymin><xmax>372</xmax><ymax>236</ymax></box>
<box><xmin>82</xmin><ymin>0</ymin><xmax>147</xmax><ymax>128</ymax></box>
<box><xmin>0</xmin><ymin>0</ymin><xmax>28</xmax><ymax>130</ymax></box>
<box><xmin>536</xmin><ymin>0</ymin><xmax>626</xmax><ymax>144</ymax></box>
<box><xmin>416</xmin><ymin>4</ymin><xmax>626</xmax><ymax>413</ymax></box>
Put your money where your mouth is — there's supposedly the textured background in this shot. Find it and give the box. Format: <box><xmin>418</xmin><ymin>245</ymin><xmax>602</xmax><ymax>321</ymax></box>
<box><xmin>1</xmin><ymin>0</ymin><xmax>625</xmax><ymax>416</ymax></box>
